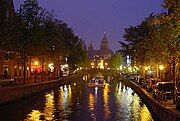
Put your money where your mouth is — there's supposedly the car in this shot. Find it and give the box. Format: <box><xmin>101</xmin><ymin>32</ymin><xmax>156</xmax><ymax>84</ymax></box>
<box><xmin>0</xmin><ymin>75</ymin><xmax>14</xmax><ymax>86</ymax></box>
<box><xmin>153</xmin><ymin>82</ymin><xmax>174</xmax><ymax>101</ymax></box>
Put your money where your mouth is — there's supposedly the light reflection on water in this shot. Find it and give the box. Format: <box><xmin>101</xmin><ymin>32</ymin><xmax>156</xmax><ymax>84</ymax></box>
<box><xmin>24</xmin><ymin>110</ymin><xmax>42</xmax><ymax>121</ymax></box>
<box><xmin>4</xmin><ymin>81</ymin><xmax>154</xmax><ymax>121</ymax></box>
<box><xmin>44</xmin><ymin>91</ymin><xmax>55</xmax><ymax>120</ymax></box>
<box><xmin>115</xmin><ymin>82</ymin><xmax>153</xmax><ymax>121</ymax></box>
<box><xmin>103</xmin><ymin>84</ymin><xmax>111</xmax><ymax>120</ymax></box>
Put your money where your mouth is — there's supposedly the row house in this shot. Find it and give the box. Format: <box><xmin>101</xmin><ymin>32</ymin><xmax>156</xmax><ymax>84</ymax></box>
<box><xmin>0</xmin><ymin>50</ymin><xmax>29</xmax><ymax>81</ymax></box>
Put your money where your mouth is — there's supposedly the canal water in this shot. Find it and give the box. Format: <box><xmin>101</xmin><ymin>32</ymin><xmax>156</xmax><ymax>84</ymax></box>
<box><xmin>0</xmin><ymin>80</ymin><xmax>154</xmax><ymax>121</ymax></box>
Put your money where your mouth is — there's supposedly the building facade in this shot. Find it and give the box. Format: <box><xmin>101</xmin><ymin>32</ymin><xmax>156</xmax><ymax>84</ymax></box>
<box><xmin>87</xmin><ymin>33</ymin><xmax>113</xmax><ymax>69</ymax></box>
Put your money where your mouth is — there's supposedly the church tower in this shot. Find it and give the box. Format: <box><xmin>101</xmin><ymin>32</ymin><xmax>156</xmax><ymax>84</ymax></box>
<box><xmin>100</xmin><ymin>32</ymin><xmax>109</xmax><ymax>51</ymax></box>
<box><xmin>87</xmin><ymin>42</ymin><xmax>93</xmax><ymax>52</ymax></box>
<box><xmin>87</xmin><ymin>42</ymin><xmax>94</xmax><ymax>59</ymax></box>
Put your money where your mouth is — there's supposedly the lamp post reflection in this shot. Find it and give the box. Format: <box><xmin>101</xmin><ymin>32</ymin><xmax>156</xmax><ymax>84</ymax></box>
<box><xmin>25</xmin><ymin>110</ymin><xmax>42</xmax><ymax>121</ymax></box>
<box><xmin>103</xmin><ymin>84</ymin><xmax>111</xmax><ymax>120</ymax></box>
<box><xmin>44</xmin><ymin>91</ymin><xmax>55</xmax><ymax>120</ymax></box>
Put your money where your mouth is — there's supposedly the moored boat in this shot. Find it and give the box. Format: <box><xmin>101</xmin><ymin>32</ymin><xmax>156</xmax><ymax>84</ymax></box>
<box><xmin>87</xmin><ymin>76</ymin><xmax>105</xmax><ymax>87</ymax></box>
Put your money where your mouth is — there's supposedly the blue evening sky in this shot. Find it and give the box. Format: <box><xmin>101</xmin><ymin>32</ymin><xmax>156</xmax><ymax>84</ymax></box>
<box><xmin>14</xmin><ymin>0</ymin><xmax>163</xmax><ymax>52</ymax></box>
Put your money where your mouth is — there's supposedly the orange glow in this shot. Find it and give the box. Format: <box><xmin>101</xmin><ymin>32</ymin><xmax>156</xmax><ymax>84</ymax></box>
<box><xmin>89</xmin><ymin>93</ymin><xmax>95</xmax><ymax>111</ymax></box>
<box><xmin>34</xmin><ymin>61</ymin><xmax>39</xmax><ymax>66</ymax></box>
<box><xmin>159</xmin><ymin>65</ymin><xmax>164</xmax><ymax>70</ymax></box>
<box><xmin>144</xmin><ymin>67</ymin><xmax>148</xmax><ymax>70</ymax></box>
<box><xmin>103</xmin><ymin>84</ymin><xmax>111</xmax><ymax>120</ymax></box>
<box><xmin>44</xmin><ymin>91</ymin><xmax>55</xmax><ymax>120</ymax></box>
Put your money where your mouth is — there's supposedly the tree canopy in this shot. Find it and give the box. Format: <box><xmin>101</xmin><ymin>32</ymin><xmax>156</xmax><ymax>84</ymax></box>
<box><xmin>119</xmin><ymin>0</ymin><xmax>180</xmax><ymax>67</ymax></box>
<box><xmin>1</xmin><ymin>0</ymin><xmax>87</xmax><ymax>71</ymax></box>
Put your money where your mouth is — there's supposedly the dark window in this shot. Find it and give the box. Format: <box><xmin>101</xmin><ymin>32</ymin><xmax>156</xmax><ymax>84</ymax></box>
<box><xmin>3</xmin><ymin>66</ymin><xmax>8</xmax><ymax>75</ymax></box>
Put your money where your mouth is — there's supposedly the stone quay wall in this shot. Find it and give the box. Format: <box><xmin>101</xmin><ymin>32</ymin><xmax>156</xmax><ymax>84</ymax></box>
<box><xmin>0</xmin><ymin>75</ymin><xmax>81</xmax><ymax>104</ymax></box>
<box><xmin>123</xmin><ymin>80</ymin><xmax>180</xmax><ymax>121</ymax></box>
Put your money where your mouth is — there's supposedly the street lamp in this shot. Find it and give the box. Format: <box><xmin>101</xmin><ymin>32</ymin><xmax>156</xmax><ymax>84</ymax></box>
<box><xmin>159</xmin><ymin>65</ymin><xmax>164</xmax><ymax>71</ymax></box>
<box><xmin>91</xmin><ymin>63</ymin><xmax>94</xmax><ymax>68</ymax></box>
<box><xmin>145</xmin><ymin>67</ymin><xmax>148</xmax><ymax>71</ymax></box>
<box><xmin>34</xmin><ymin>61</ymin><xmax>39</xmax><ymax>66</ymax></box>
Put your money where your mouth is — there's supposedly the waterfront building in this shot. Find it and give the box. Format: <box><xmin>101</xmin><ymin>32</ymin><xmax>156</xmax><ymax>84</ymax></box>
<box><xmin>87</xmin><ymin>33</ymin><xmax>113</xmax><ymax>68</ymax></box>
<box><xmin>0</xmin><ymin>0</ymin><xmax>29</xmax><ymax>82</ymax></box>
<box><xmin>0</xmin><ymin>0</ymin><xmax>17</xmax><ymax>78</ymax></box>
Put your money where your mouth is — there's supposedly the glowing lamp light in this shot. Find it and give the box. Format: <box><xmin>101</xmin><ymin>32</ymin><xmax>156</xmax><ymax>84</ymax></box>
<box><xmin>48</xmin><ymin>63</ymin><xmax>54</xmax><ymax>72</ymax></box>
<box><xmin>27</xmin><ymin>67</ymin><xmax>29</xmax><ymax>70</ymax></box>
<box><xmin>34</xmin><ymin>61</ymin><xmax>39</xmax><ymax>66</ymax></box>
<box><xmin>159</xmin><ymin>65</ymin><xmax>164</xmax><ymax>70</ymax></box>
<box><xmin>91</xmin><ymin>63</ymin><xmax>94</xmax><ymax>66</ymax></box>
<box><xmin>148</xmin><ymin>70</ymin><xmax>152</xmax><ymax>74</ymax></box>
<box><xmin>145</xmin><ymin>67</ymin><xmax>148</xmax><ymax>70</ymax></box>
<box><xmin>105</xmin><ymin>63</ymin><xmax>107</xmax><ymax>66</ymax></box>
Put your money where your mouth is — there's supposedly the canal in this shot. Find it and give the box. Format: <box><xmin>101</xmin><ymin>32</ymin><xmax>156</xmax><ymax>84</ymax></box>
<box><xmin>0</xmin><ymin>79</ymin><xmax>154</xmax><ymax>121</ymax></box>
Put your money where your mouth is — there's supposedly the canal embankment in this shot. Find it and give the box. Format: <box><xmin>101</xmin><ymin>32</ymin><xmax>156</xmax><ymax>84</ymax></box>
<box><xmin>0</xmin><ymin>74</ymin><xmax>82</xmax><ymax>104</ymax></box>
<box><xmin>122</xmin><ymin>79</ymin><xmax>180</xmax><ymax>121</ymax></box>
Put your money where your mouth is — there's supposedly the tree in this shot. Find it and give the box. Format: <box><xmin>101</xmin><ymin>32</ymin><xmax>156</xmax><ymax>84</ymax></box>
<box><xmin>119</xmin><ymin>14</ymin><xmax>161</xmax><ymax>66</ymax></box>
<box><xmin>68</xmin><ymin>39</ymin><xmax>88</xmax><ymax>70</ymax></box>
<box><xmin>119</xmin><ymin>0</ymin><xmax>179</xmax><ymax>81</ymax></box>
<box><xmin>0</xmin><ymin>0</ymin><xmax>87</xmax><ymax>81</ymax></box>
<box><xmin>110</xmin><ymin>53</ymin><xmax>123</xmax><ymax>69</ymax></box>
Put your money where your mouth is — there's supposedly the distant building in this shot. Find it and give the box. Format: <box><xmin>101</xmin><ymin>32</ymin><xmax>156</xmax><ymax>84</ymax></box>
<box><xmin>87</xmin><ymin>33</ymin><xmax>113</xmax><ymax>68</ymax></box>
<box><xmin>87</xmin><ymin>33</ymin><xmax>113</xmax><ymax>60</ymax></box>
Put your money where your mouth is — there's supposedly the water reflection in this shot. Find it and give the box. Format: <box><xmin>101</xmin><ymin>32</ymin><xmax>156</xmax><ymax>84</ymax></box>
<box><xmin>58</xmin><ymin>85</ymin><xmax>73</xmax><ymax>120</ymax></box>
<box><xmin>103</xmin><ymin>84</ymin><xmax>111</xmax><ymax>120</ymax></box>
<box><xmin>0</xmin><ymin>80</ymin><xmax>154</xmax><ymax>121</ymax></box>
<box><xmin>24</xmin><ymin>91</ymin><xmax>55</xmax><ymax>121</ymax></box>
<box><xmin>89</xmin><ymin>93</ymin><xmax>95</xmax><ymax>111</ymax></box>
<box><xmin>89</xmin><ymin>92</ymin><xmax>96</xmax><ymax>120</ymax></box>
<box><xmin>140</xmin><ymin>105</ymin><xmax>153</xmax><ymax>121</ymax></box>
<box><xmin>44</xmin><ymin>91</ymin><xmax>55</xmax><ymax>120</ymax></box>
<box><xmin>115</xmin><ymin>82</ymin><xmax>153</xmax><ymax>121</ymax></box>
<box><xmin>25</xmin><ymin>110</ymin><xmax>42</xmax><ymax>121</ymax></box>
